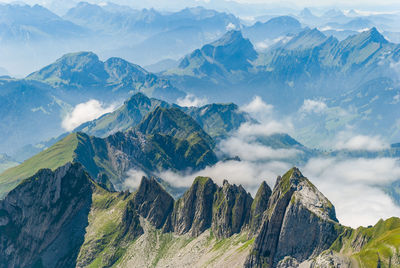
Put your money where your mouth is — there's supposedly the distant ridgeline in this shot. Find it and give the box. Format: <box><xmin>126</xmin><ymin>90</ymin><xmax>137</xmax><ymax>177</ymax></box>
<box><xmin>164</xmin><ymin>28</ymin><xmax>400</xmax><ymax>146</ymax></box>
<box><xmin>0</xmin><ymin>163</ymin><xmax>399</xmax><ymax>267</ymax></box>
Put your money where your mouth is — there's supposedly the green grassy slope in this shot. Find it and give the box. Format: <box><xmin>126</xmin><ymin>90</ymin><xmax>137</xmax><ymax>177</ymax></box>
<box><xmin>0</xmin><ymin>133</ymin><xmax>79</xmax><ymax>198</ymax></box>
<box><xmin>331</xmin><ymin>217</ymin><xmax>400</xmax><ymax>267</ymax></box>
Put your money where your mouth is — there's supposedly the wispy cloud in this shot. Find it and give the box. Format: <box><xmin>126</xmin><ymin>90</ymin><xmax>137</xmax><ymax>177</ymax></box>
<box><xmin>300</xmin><ymin>99</ymin><xmax>328</xmax><ymax>114</ymax></box>
<box><xmin>61</xmin><ymin>99</ymin><xmax>117</xmax><ymax>131</ymax></box>
<box><xmin>242</xmin><ymin>95</ymin><xmax>274</xmax><ymax>119</ymax></box>
<box><xmin>176</xmin><ymin>94</ymin><xmax>208</xmax><ymax>107</ymax></box>
<box><xmin>335</xmin><ymin>131</ymin><xmax>389</xmax><ymax>151</ymax></box>
<box><xmin>303</xmin><ymin>157</ymin><xmax>400</xmax><ymax>227</ymax></box>
<box><xmin>124</xmin><ymin>169</ymin><xmax>147</xmax><ymax>190</ymax></box>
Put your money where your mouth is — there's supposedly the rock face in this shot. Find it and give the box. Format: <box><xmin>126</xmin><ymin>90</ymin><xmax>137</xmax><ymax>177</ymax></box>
<box><xmin>249</xmin><ymin>181</ymin><xmax>272</xmax><ymax>235</ymax></box>
<box><xmin>172</xmin><ymin>177</ymin><xmax>218</xmax><ymax>236</ymax></box>
<box><xmin>245</xmin><ymin>168</ymin><xmax>340</xmax><ymax>268</ymax></box>
<box><xmin>212</xmin><ymin>180</ymin><xmax>253</xmax><ymax>238</ymax></box>
<box><xmin>0</xmin><ymin>163</ymin><xmax>93</xmax><ymax>268</ymax></box>
<box><xmin>133</xmin><ymin>176</ymin><xmax>174</xmax><ymax>230</ymax></box>
<box><xmin>171</xmin><ymin>177</ymin><xmax>254</xmax><ymax>239</ymax></box>
<box><xmin>2</xmin><ymin>164</ymin><xmax>400</xmax><ymax>267</ymax></box>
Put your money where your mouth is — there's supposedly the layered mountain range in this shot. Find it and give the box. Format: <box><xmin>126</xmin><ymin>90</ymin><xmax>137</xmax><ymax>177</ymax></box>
<box><xmin>164</xmin><ymin>27</ymin><xmax>400</xmax><ymax>146</ymax></box>
<box><xmin>0</xmin><ymin>103</ymin><xmax>220</xmax><ymax>198</ymax></box>
<box><xmin>0</xmin><ymin>52</ymin><xmax>184</xmax><ymax>155</ymax></box>
<box><xmin>1</xmin><ymin>163</ymin><xmax>398</xmax><ymax>267</ymax></box>
<box><xmin>1</xmin><ymin>3</ymin><xmax>400</xmax><ymax>267</ymax></box>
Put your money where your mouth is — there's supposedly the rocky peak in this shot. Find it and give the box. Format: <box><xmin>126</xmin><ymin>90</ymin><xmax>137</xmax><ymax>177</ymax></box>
<box><xmin>211</xmin><ymin>180</ymin><xmax>253</xmax><ymax>238</ymax></box>
<box><xmin>249</xmin><ymin>181</ymin><xmax>272</xmax><ymax>234</ymax></box>
<box><xmin>340</xmin><ymin>27</ymin><xmax>389</xmax><ymax>53</ymax></box>
<box><xmin>0</xmin><ymin>162</ymin><xmax>93</xmax><ymax>267</ymax></box>
<box><xmin>172</xmin><ymin>176</ymin><xmax>218</xmax><ymax>236</ymax></box>
<box><xmin>178</xmin><ymin>29</ymin><xmax>257</xmax><ymax>73</ymax></box>
<box><xmin>211</xmin><ymin>30</ymin><xmax>245</xmax><ymax>47</ymax></box>
<box><xmin>245</xmin><ymin>167</ymin><xmax>340</xmax><ymax>267</ymax></box>
<box><xmin>273</xmin><ymin>167</ymin><xmax>337</xmax><ymax>222</ymax></box>
<box><xmin>358</xmin><ymin>27</ymin><xmax>388</xmax><ymax>44</ymax></box>
<box><xmin>124</xmin><ymin>92</ymin><xmax>153</xmax><ymax>109</ymax></box>
<box><xmin>283</xmin><ymin>28</ymin><xmax>328</xmax><ymax>50</ymax></box>
<box><xmin>133</xmin><ymin>176</ymin><xmax>174</xmax><ymax>230</ymax></box>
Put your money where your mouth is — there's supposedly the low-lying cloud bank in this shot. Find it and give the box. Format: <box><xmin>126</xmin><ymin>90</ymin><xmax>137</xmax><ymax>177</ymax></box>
<box><xmin>62</xmin><ymin>99</ymin><xmax>117</xmax><ymax>131</ymax></box>
<box><xmin>152</xmin><ymin>156</ymin><xmax>400</xmax><ymax>228</ymax></box>
<box><xmin>303</xmin><ymin>157</ymin><xmax>400</xmax><ymax>227</ymax></box>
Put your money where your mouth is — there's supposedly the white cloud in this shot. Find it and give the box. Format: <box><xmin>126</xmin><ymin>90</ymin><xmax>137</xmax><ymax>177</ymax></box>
<box><xmin>300</xmin><ymin>99</ymin><xmax>328</xmax><ymax>114</ymax></box>
<box><xmin>157</xmin><ymin>160</ymin><xmax>291</xmax><ymax>195</ymax></box>
<box><xmin>242</xmin><ymin>96</ymin><xmax>273</xmax><ymax>117</ymax></box>
<box><xmin>219</xmin><ymin>136</ymin><xmax>300</xmax><ymax>161</ymax></box>
<box><xmin>236</xmin><ymin>121</ymin><xmax>290</xmax><ymax>138</ymax></box>
<box><xmin>335</xmin><ymin>134</ymin><xmax>389</xmax><ymax>151</ymax></box>
<box><xmin>226</xmin><ymin>22</ymin><xmax>237</xmax><ymax>31</ymax></box>
<box><xmin>62</xmin><ymin>99</ymin><xmax>116</xmax><ymax>131</ymax></box>
<box><xmin>303</xmin><ymin>157</ymin><xmax>400</xmax><ymax>227</ymax></box>
<box><xmin>255</xmin><ymin>36</ymin><xmax>293</xmax><ymax>50</ymax></box>
<box><xmin>176</xmin><ymin>94</ymin><xmax>208</xmax><ymax>107</ymax></box>
<box><xmin>124</xmin><ymin>169</ymin><xmax>147</xmax><ymax>190</ymax></box>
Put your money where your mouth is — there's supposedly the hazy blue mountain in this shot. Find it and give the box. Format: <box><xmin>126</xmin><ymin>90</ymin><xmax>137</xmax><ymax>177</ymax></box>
<box><xmin>0</xmin><ymin>154</ymin><xmax>18</xmax><ymax>174</ymax></box>
<box><xmin>242</xmin><ymin>16</ymin><xmax>302</xmax><ymax>45</ymax></box>
<box><xmin>145</xmin><ymin>58</ymin><xmax>179</xmax><ymax>73</ymax></box>
<box><xmin>64</xmin><ymin>3</ymin><xmax>241</xmax><ymax>65</ymax></box>
<box><xmin>0</xmin><ymin>3</ymin><xmax>87</xmax><ymax>43</ymax></box>
<box><xmin>64</xmin><ymin>2</ymin><xmax>143</xmax><ymax>35</ymax></box>
<box><xmin>65</xmin><ymin>3</ymin><xmax>239</xmax><ymax>38</ymax></box>
<box><xmin>0</xmin><ymin>52</ymin><xmax>185</xmax><ymax>155</ymax></box>
<box><xmin>164</xmin><ymin>27</ymin><xmax>400</xmax><ymax>144</ymax></box>
<box><xmin>0</xmin><ymin>78</ymin><xmax>70</xmax><ymax>154</ymax></box>
<box><xmin>27</xmin><ymin>51</ymin><xmax>185</xmax><ymax>102</ymax></box>
<box><xmin>164</xmin><ymin>30</ymin><xmax>257</xmax><ymax>100</ymax></box>
<box><xmin>325</xmin><ymin>18</ymin><xmax>374</xmax><ymax>31</ymax></box>
<box><xmin>75</xmin><ymin>93</ymin><xmax>253</xmax><ymax>141</ymax></box>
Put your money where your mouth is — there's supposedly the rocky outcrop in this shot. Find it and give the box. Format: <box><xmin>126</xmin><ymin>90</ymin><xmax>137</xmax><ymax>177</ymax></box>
<box><xmin>245</xmin><ymin>167</ymin><xmax>340</xmax><ymax>268</ymax></box>
<box><xmin>249</xmin><ymin>181</ymin><xmax>272</xmax><ymax>235</ymax></box>
<box><xmin>0</xmin><ymin>163</ymin><xmax>93</xmax><ymax>268</ymax></box>
<box><xmin>133</xmin><ymin>176</ymin><xmax>174</xmax><ymax>230</ymax></box>
<box><xmin>212</xmin><ymin>180</ymin><xmax>253</xmax><ymax>238</ymax></box>
<box><xmin>172</xmin><ymin>177</ymin><xmax>218</xmax><ymax>236</ymax></box>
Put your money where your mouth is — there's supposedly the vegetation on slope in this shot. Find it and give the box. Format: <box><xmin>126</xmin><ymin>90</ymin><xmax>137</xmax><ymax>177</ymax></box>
<box><xmin>0</xmin><ymin>133</ymin><xmax>78</xmax><ymax>198</ymax></box>
<box><xmin>331</xmin><ymin>217</ymin><xmax>400</xmax><ymax>267</ymax></box>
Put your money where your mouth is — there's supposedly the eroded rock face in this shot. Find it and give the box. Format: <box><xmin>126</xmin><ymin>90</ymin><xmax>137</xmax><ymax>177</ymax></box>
<box><xmin>172</xmin><ymin>177</ymin><xmax>218</xmax><ymax>236</ymax></box>
<box><xmin>0</xmin><ymin>163</ymin><xmax>93</xmax><ymax>268</ymax></box>
<box><xmin>211</xmin><ymin>180</ymin><xmax>253</xmax><ymax>239</ymax></box>
<box><xmin>133</xmin><ymin>176</ymin><xmax>174</xmax><ymax>230</ymax></box>
<box><xmin>245</xmin><ymin>168</ymin><xmax>340</xmax><ymax>268</ymax></box>
<box><xmin>249</xmin><ymin>181</ymin><xmax>272</xmax><ymax>235</ymax></box>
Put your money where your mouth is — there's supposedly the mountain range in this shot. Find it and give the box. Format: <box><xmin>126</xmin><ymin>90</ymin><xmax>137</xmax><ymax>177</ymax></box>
<box><xmin>0</xmin><ymin>52</ymin><xmax>184</xmax><ymax>156</ymax></box>
<box><xmin>1</xmin><ymin>3</ymin><xmax>400</xmax><ymax>267</ymax></box>
<box><xmin>164</xmin><ymin>27</ymin><xmax>400</xmax><ymax>146</ymax></box>
<box><xmin>1</xmin><ymin>163</ymin><xmax>398</xmax><ymax>267</ymax></box>
<box><xmin>0</xmin><ymin>104</ymin><xmax>219</xmax><ymax>198</ymax></box>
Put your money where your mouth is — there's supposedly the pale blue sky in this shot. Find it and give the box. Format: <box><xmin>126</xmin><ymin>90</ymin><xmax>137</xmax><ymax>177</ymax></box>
<box><xmin>1</xmin><ymin>0</ymin><xmax>400</xmax><ymax>16</ymax></box>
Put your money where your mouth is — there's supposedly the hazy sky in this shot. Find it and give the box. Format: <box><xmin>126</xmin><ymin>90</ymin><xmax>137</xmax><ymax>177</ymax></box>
<box><xmin>2</xmin><ymin>0</ymin><xmax>400</xmax><ymax>15</ymax></box>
